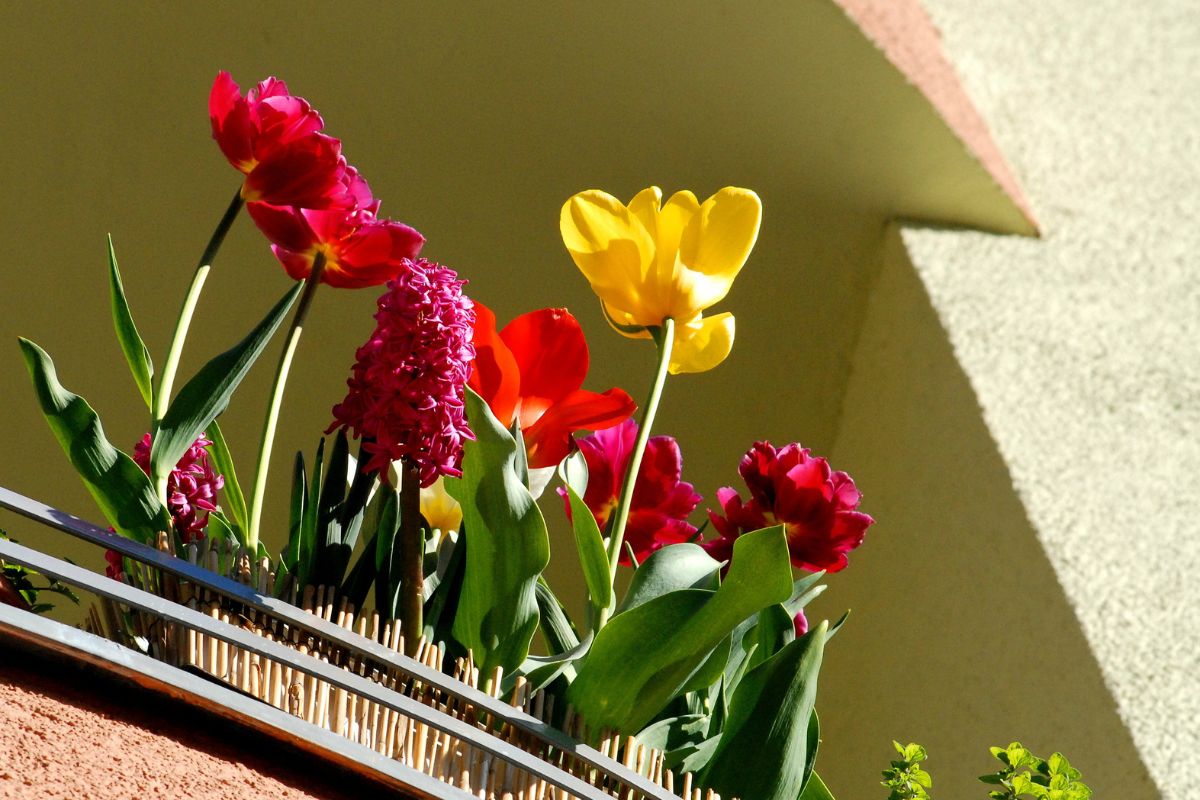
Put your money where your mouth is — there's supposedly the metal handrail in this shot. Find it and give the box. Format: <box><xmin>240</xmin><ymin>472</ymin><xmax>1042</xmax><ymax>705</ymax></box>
<box><xmin>0</xmin><ymin>486</ymin><xmax>678</xmax><ymax>800</ymax></box>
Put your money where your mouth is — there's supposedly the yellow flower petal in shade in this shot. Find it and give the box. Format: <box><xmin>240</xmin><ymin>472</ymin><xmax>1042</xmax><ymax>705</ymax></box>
<box><xmin>668</xmin><ymin>312</ymin><xmax>736</xmax><ymax>375</ymax></box>
<box><xmin>420</xmin><ymin>476</ymin><xmax>462</xmax><ymax>536</ymax></box>
<box><xmin>560</xmin><ymin>190</ymin><xmax>656</xmax><ymax>323</ymax></box>
<box><xmin>678</xmin><ymin>188</ymin><xmax>762</xmax><ymax>310</ymax></box>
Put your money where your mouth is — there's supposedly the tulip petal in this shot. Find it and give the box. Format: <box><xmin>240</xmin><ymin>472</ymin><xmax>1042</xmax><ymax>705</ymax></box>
<box><xmin>560</xmin><ymin>190</ymin><xmax>656</xmax><ymax>324</ymax></box>
<box><xmin>247</xmin><ymin>202</ymin><xmax>316</xmax><ymax>253</ymax></box>
<box><xmin>467</xmin><ymin>303</ymin><xmax>521</xmax><ymax>428</ymax></box>
<box><xmin>327</xmin><ymin>220</ymin><xmax>423</xmax><ymax>288</ymax></box>
<box><xmin>522</xmin><ymin>387</ymin><xmax>636</xmax><ymax>469</ymax></box>
<box><xmin>677</xmin><ymin>187</ymin><xmax>762</xmax><ymax>310</ymax></box>
<box><xmin>500</xmin><ymin>308</ymin><xmax>589</xmax><ymax>417</ymax></box>
<box><xmin>668</xmin><ymin>312</ymin><xmax>736</xmax><ymax>374</ymax></box>
<box><xmin>209</xmin><ymin>72</ymin><xmax>255</xmax><ymax>169</ymax></box>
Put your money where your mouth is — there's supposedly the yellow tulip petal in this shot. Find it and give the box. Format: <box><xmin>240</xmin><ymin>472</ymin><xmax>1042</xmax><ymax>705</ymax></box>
<box><xmin>627</xmin><ymin>186</ymin><xmax>664</xmax><ymax>242</ymax></box>
<box><xmin>668</xmin><ymin>312</ymin><xmax>736</xmax><ymax>374</ymax></box>
<box><xmin>602</xmin><ymin>300</ymin><xmax>654</xmax><ymax>340</ymax></box>
<box><xmin>421</xmin><ymin>476</ymin><xmax>463</xmax><ymax>534</ymax></box>
<box><xmin>677</xmin><ymin>187</ymin><xmax>762</xmax><ymax>309</ymax></box>
<box><xmin>560</xmin><ymin>190</ymin><xmax>656</xmax><ymax>320</ymax></box>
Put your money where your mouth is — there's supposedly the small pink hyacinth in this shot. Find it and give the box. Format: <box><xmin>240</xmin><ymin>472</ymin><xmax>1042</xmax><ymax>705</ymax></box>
<box><xmin>133</xmin><ymin>433</ymin><xmax>224</xmax><ymax>544</ymax></box>
<box><xmin>329</xmin><ymin>258</ymin><xmax>476</xmax><ymax>487</ymax></box>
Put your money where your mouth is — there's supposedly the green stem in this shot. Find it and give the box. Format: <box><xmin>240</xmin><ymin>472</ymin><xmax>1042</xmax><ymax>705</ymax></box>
<box><xmin>153</xmin><ymin>189</ymin><xmax>244</xmax><ymax>432</ymax></box>
<box><xmin>598</xmin><ymin>317</ymin><xmax>674</xmax><ymax>629</ymax></box>
<box><xmin>397</xmin><ymin>458</ymin><xmax>424</xmax><ymax>656</ymax></box>
<box><xmin>245</xmin><ymin>253</ymin><xmax>326</xmax><ymax>552</ymax></box>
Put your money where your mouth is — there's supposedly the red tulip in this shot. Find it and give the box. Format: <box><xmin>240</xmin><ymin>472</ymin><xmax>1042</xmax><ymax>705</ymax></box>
<box><xmin>247</xmin><ymin>169</ymin><xmax>425</xmax><ymax>288</ymax></box>
<box><xmin>565</xmin><ymin>419</ymin><xmax>702</xmax><ymax>564</ymax></box>
<box><xmin>704</xmin><ymin>442</ymin><xmax>873</xmax><ymax>573</ymax></box>
<box><xmin>468</xmin><ymin>303</ymin><xmax>635</xmax><ymax>469</ymax></box>
<box><xmin>209</xmin><ymin>71</ymin><xmax>351</xmax><ymax>209</ymax></box>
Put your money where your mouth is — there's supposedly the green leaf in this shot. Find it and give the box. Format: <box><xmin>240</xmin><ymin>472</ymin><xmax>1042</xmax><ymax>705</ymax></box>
<box><xmin>798</xmin><ymin>771</ymin><xmax>835</xmax><ymax>800</ymax></box>
<box><xmin>535</xmin><ymin>578</ymin><xmax>581</xmax><ymax>656</ymax></box>
<box><xmin>423</xmin><ymin>528</ymin><xmax>465</xmax><ymax>645</ymax></box>
<box><xmin>558</xmin><ymin>448</ymin><xmax>589</xmax><ymax>497</ymax></box>
<box><xmin>106</xmin><ymin>236</ymin><xmax>154</xmax><ymax>410</ymax></box>
<box><xmin>618</xmin><ymin>542</ymin><xmax>722</xmax><ymax>615</ymax></box>
<box><xmin>151</xmin><ymin>283</ymin><xmax>300</xmax><ymax>488</ymax></box>
<box><xmin>373</xmin><ymin>486</ymin><xmax>401</xmax><ymax>617</ymax></box>
<box><xmin>444</xmin><ymin>389</ymin><xmax>550</xmax><ymax>674</ymax></box>
<box><xmin>635</xmin><ymin>713</ymin><xmax>710</xmax><ymax>753</ymax></box>
<box><xmin>302</xmin><ymin>438</ymin><xmax>325</xmax><ymax>587</ymax></box>
<box><xmin>565</xmin><ymin>485</ymin><xmax>612</xmax><ymax>620</ymax></box>
<box><xmin>206</xmin><ymin>420</ymin><xmax>247</xmax><ymax>534</ymax></box>
<box><xmin>505</xmin><ymin>631</ymin><xmax>593</xmax><ymax>694</ymax></box>
<box><xmin>275</xmin><ymin>450</ymin><xmax>308</xmax><ymax>596</ymax></box>
<box><xmin>568</xmin><ymin>525</ymin><xmax>793</xmax><ymax>733</ymax></box>
<box><xmin>313</xmin><ymin>430</ymin><xmax>350</xmax><ymax>586</ymax></box>
<box><xmin>19</xmin><ymin>338</ymin><xmax>169</xmax><ymax>542</ymax></box>
<box><xmin>699</xmin><ymin>621</ymin><xmax>828</xmax><ymax>800</ymax></box>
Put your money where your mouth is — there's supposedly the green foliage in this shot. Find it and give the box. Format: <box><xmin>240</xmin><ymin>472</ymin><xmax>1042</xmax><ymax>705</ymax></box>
<box><xmin>980</xmin><ymin>742</ymin><xmax>1092</xmax><ymax>800</ymax></box>
<box><xmin>568</xmin><ymin>525</ymin><xmax>793</xmax><ymax>734</ymax></box>
<box><xmin>106</xmin><ymin>236</ymin><xmax>154</xmax><ymax>410</ymax></box>
<box><xmin>881</xmin><ymin>741</ymin><xmax>933</xmax><ymax>800</ymax></box>
<box><xmin>150</xmin><ymin>282</ymin><xmax>300</xmax><ymax>491</ymax></box>
<box><xmin>19</xmin><ymin>338</ymin><xmax>170</xmax><ymax>543</ymax></box>
<box><xmin>444</xmin><ymin>389</ymin><xmax>550</xmax><ymax>675</ymax></box>
<box><xmin>564</xmin><ymin>484</ymin><xmax>613</xmax><ymax>623</ymax></box>
<box><xmin>1</xmin><ymin>531</ymin><xmax>80</xmax><ymax>614</ymax></box>
<box><xmin>205</xmin><ymin>420</ymin><xmax>247</xmax><ymax>536</ymax></box>
<box><xmin>700</xmin><ymin>623</ymin><xmax>827</xmax><ymax>800</ymax></box>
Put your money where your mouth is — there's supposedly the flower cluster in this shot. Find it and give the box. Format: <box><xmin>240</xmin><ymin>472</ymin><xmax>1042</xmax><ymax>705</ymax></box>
<box><xmin>211</xmin><ymin>72</ymin><xmax>424</xmax><ymax>289</ymax></box>
<box><xmin>329</xmin><ymin>259</ymin><xmax>476</xmax><ymax>486</ymax></box>
<box><xmin>703</xmin><ymin>442</ymin><xmax>874</xmax><ymax>573</ymax></box>
<box><xmin>132</xmin><ymin>433</ymin><xmax>224</xmax><ymax>544</ymax></box>
<box><xmin>469</xmin><ymin>303</ymin><xmax>635</xmax><ymax>470</ymax></box>
<box><xmin>566</xmin><ymin>419</ymin><xmax>703</xmax><ymax>564</ymax></box>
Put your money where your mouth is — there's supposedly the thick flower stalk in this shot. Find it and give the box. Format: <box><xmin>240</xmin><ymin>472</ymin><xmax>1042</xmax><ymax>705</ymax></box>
<box><xmin>468</xmin><ymin>302</ymin><xmax>635</xmax><ymax>470</ymax></box>
<box><xmin>560</xmin><ymin>185</ymin><xmax>761</xmax><ymax>374</ymax></box>
<box><xmin>330</xmin><ymin>259</ymin><xmax>474</xmax><ymax>654</ymax></box>
<box><xmin>133</xmin><ymin>432</ymin><xmax>224</xmax><ymax>544</ymax></box>
<box><xmin>329</xmin><ymin>259</ymin><xmax>476</xmax><ymax>484</ymax></box>
<box><xmin>564</xmin><ymin>419</ymin><xmax>702</xmax><ymax>564</ymax></box>
<box><xmin>703</xmin><ymin>441</ymin><xmax>874</xmax><ymax>573</ymax></box>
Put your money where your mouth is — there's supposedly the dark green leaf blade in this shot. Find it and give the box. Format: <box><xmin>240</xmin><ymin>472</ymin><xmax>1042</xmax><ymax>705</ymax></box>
<box><xmin>565</xmin><ymin>485</ymin><xmax>612</xmax><ymax>620</ymax></box>
<box><xmin>107</xmin><ymin>236</ymin><xmax>154</xmax><ymax>410</ymax></box>
<box><xmin>618</xmin><ymin>542</ymin><xmax>722</xmax><ymax>615</ymax></box>
<box><xmin>568</xmin><ymin>525</ymin><xmax>793</xmax><ymax>734</ymax></box>
<box><xmin>444</xmin><ymin>389</ymin><xmax>550</xmax><ymax>675</ymax></box>
<box><xmin>151</xmin><ymin>282</ymin><xmax>300</xmax><ymax>487</ymax></box>
<box><xmin>206</xmin><ymin>419</ymin><xmax>247</xmax><ymax>534</ymax></box>
<box><xmin>700</xmin><ymin>622</ymin><xmax>828</xmax><ymax>800</ymax></box>
<box><xmin>799</xmin><ymin>771</ymin><xmax>836</xmax><ymax>800</ymax></box>
<box><xmin>19</xmin><ymin>338</ymin><xmax>169</xmax><ymax>542</ymax></box>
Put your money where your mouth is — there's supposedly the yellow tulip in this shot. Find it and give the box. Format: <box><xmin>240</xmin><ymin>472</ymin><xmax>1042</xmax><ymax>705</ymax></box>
<box><xmin>420</xmin><ymin>476</ymin><xmax>462</xmax><ymax>539</ymax></box>
<box><xmin>560</xmin><ymin>186</ymin><xmax>761</xmax><ymax>374</ymax></box>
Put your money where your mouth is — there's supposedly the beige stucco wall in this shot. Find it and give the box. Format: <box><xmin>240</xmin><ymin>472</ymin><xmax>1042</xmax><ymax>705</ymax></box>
<box><xmin>892</xmin><ymin>1</ymin><xmax>1197</xmax><ymax>797</ymax></box>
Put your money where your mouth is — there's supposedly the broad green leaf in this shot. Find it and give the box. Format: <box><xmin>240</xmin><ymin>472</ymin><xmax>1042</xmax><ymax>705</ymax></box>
<box><xmin>445</xmin><ymin>389</ymin><xmax>550</xmax><ymax>674</ymax></box>
<box><xmin>535</xmin><ymin>578</ymin><xmax>581</xmax><ymax>655</ymax></box>
<box><xmin>423</xmin><ymin>528</ymin><xmax>465</xmax><ymax>645</ymax></box>
<box><xmin>700</xmin><ymin>622</ymin><xmax>827</xmax><ymax>800</ymax></box>
<box><xmin>568</xmin><ymin>525</ymin><xmax>792</xmax><ymax>733</ymax></box>
<box><xmin>635</xmin><ymin>714</ymin><xmax>710</xmax><ymax>753</ymax></box>
<box><xmin>798</xmin><ymin>772</ymin><xmax>835</xmax><ymax>800</ymax></box>
<box><xmin>565</xmin><ymin>485</ymin><xmax>612</xmax><ymax>620</ymax></box>
<box><xmin>617</xmin><ymin>542</ymin><xmax>722</xmax><ymax>615</ymax></box>
<box><xmin>151</xmin><ymin>283</ymin><xmax>300</xmax><ymax>487</ymax></box>
<box><xmin>724</xmin><ymin>602</ymin><xmax>795</xmax><ymax>697</ymax></box>
<box><xmin>106</xmin><ymin>236</ymin><xmax>154</xmax><ymax>410</ymax></box>
<box><xmin>19</xmin><ymin>338</ymin><xmax>169</xmax><ymax>543</ymax></box>
<box><xmin>206</xmin><ymin>509</ymin><xmax>244</xmax><ymax>547</ymax></box>
<box><xmin>504</xmin><ymin>631</ymin><xmax>593</xmax><ymax>694</ymax></box>
<box><xmin>206</xmin><ymin>420</ymin><xmax>247</xmax><ymax>534</ymax></box>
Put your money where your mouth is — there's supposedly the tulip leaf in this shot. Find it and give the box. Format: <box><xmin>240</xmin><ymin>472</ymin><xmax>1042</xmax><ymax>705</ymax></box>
<box><xmin>19</xmin><ymin>338</ymin><xmax>169</xmax><ymax>543</ymax></box>
<box><xmin>150</xmin><ymin>282</ymin><xmax>300</xmax><ymax>489</ymax></box>
<box><xmin>445</xmin><ymin>389</ymin><xmax>550</xmax><ymax>674</ymax></box>
<box><xmin>275</xmin><ymin>449</ymin><xmax>308</xmax><ymax>596</ymax></box>
<box><xmin>798</xmin><ymin>772</ymin><xmax>835</xmax><ymax>800</ymax></box>
<box><xmin>564</xmin><ymin>485</ymin><xmax>612</xmax><ymax>621</ymax></box>
<box><xmin>535</xmin><ymin>578</ymin><xmax>581</xmax><ymax>656</ymax></box>
<box><xmin>106</xmin><ymin>236</ymin><xmax>154</xmax><ymax>410</ymax></box>
<box><xmin>205</xmin><ymin>419</ymin><xmax>247</xmax><ymax>535</ymax></box>
<box><xmin>567</xmin><ymin>525</ymin><xmax>792</xmax><ymax>734</ymax></box>
<box><xmin>618</xmin><ymin>542</ymin><xmax>723</xmax><ymax>615</ymax></box>
<box><xmin>700</xmin><ymin>622</ymin><xmax>828</xmax><ymax>800</ymax></box>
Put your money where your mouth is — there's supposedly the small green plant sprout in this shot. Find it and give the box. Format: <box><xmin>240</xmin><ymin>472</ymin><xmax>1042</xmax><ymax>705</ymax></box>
<box><xmin>979</xmin><ymin>742</ymin><xmax>1092</xmax><ymax>800</ymax></box>
<box><xmin>0</xmin><ymin>530</ymin><xmax>81</xmax><ymax>614</ymax></box>
<box><xmin>882</xmin><ymin>741</ymin><xmax>933</xmax><ymax>800</ymax></box>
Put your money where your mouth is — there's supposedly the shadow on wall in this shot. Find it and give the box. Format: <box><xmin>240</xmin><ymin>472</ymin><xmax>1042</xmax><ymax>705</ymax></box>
<box><xmin>819</xmin><ymin>225</ymin><xmax>1158</xmax><ymax>800</ymax></box>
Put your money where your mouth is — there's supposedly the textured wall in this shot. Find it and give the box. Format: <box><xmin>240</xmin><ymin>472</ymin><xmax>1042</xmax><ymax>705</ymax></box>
<box><xmin>899</xmin><ymin>1</ymin><xmax>1198</xmax><ymax>797</ymax></box>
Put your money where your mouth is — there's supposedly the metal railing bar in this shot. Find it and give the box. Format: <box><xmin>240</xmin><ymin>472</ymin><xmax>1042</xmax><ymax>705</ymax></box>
<box><xmin>0</xmin><ymin>602</ymin><xmax>474</xmax><ymax>800</ymax></box>
<box><xmin>0</xmin><ymin>536</ymin><xmax>626</xmax><ymax>800</ymax></box>
<box><xmin>0</xmin><ymin>485</ymin><xmax>678</xmax><ymax>800</ymax></box>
